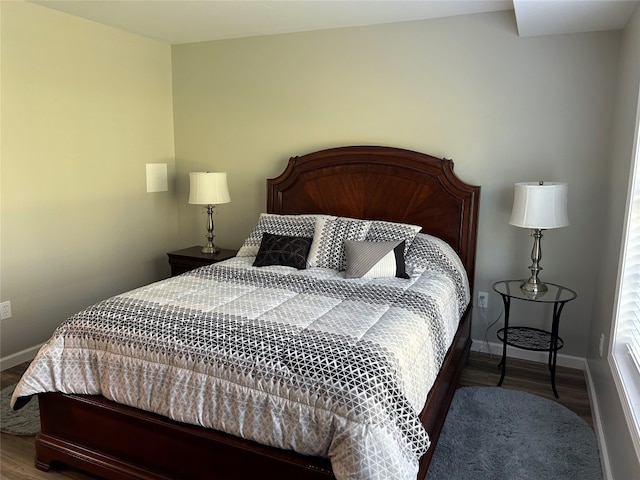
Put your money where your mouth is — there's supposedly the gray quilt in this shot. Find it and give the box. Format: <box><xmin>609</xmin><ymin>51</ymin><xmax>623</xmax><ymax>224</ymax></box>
<box><xmin>12</xmin><ymin>248</ymin><xmax>469</xmax><ymax>480</ymax></box>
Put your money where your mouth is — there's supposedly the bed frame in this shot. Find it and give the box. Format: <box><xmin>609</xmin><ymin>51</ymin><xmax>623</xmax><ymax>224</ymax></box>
<box><xmin>34</xmin><ymin>145</ymin><xmax>480</xmax><ymax>480</ymax></box>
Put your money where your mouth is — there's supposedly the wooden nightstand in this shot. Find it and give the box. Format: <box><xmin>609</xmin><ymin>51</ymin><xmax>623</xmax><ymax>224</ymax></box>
<box><xmin>167</xmin><ymin>247</ymin><xmax>237</xmax><ymax>276</ymax></box>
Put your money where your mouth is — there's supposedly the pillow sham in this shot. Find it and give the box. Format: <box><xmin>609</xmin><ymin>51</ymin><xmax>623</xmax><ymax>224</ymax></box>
<box><xmin>344</xmin><ymin>240</ymin><xmax>409</xmax><ymax>279</ymax></box>
<box><xmin>307</xmin><ymin>216</ymin><xmax>371</xmax><ymax>271</ymax></box>
<box><xmin>253</xmin><ymin>232</ymin><xmax>313</xmax><ymax>270</ymax></box>
<box><xmin>405</xmin><ymin>233</ymin><xmax>470</xmax><ymax>314</ymax></box>
<box><xmin>364</xmin><ymin>220</ymin><xmax>422</xmax><ymax>255</ymax></box>
<box><xmin>405</xmin><ymin>233</ymin><xmax>459</xmax><ymax>272</ymax></box>
<box><xmin>237</xmin><ymin>213</ymin><xmax>321</xmax><ymax>257</ymax></box>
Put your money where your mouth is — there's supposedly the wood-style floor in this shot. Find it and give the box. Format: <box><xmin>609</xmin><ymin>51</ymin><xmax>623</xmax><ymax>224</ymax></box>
<box><xmin>0</xmin><ymin>350</ymin><xmax>593</xmax><ymax>480</ymax></box>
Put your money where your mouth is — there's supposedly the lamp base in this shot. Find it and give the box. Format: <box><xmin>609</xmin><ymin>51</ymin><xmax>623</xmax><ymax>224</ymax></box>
<box><xmin>520</xmin><ymin>228</ymin><xmax>547</xmax><ymax>295</ymax></box>
<box><xmin>520</xmin><ymin>277</ymin><xmax>548</xmax><ymax>294</ymax></box>
<box><xmin>201</xmin><ymin>244</ymin><xmax>220</xmax><ymax>254</ymax></box>
<box><xmin>201</xmin><ymin>204</ymin><xmax>220</xmax><ymax>255</ymax></box>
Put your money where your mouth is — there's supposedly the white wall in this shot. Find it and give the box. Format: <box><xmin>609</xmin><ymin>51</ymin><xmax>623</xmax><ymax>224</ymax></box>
<box><xmin>172</xmin><ymin>10</ymin><xmax>620</xmax><ymax>359</ymax></box>
<box><xmin>0</xmin><ymin>2</ymin><xmax>177</xmax><ymax>363</ymax></box>
<box><xmin>588</xmin><ymin>4</ymin><xmax>640</xmax><ymax>479</ymax></box>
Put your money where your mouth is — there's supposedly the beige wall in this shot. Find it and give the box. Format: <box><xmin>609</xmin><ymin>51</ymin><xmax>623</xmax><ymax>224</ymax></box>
<box><xmin>588</xmin><ymin>4</ymin><xmax>640</xmax><ymax>479</ymax></box>
<box><xmin>0</xmin><ymin>2</ymin><xmax>177</xmax><ymax>360</ymax></box>
<box><xmin>172</xmin><ymin>10</ymin><xmax>620</xmax><ymax>359</ymax></box>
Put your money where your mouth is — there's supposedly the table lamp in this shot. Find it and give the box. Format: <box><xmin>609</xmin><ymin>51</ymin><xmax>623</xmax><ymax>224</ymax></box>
<box><xmin>509</xmin><ymin>181</ymin><xmax>569</xmax><ymax>294</ymax></box>
<box><xmin>189</xmin><ymin>172</ymin><xmax>231</xmax><ymax>254</ymax></box>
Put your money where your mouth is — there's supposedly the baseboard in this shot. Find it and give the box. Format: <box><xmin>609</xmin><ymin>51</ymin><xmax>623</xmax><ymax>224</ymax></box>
<box><xmin>582</xmin><ymin>362</ymin><xmax>612</xmax><ymax>480</ymax></box>
<box><xmin>0</xmin><ymin>344</ymin><xmax>42</xmax><ymax>371</ymax></box>
<box><xmin>471</xmin><ymin>339</ymin><xmax>586</xmax><ymax>370</ymax></box>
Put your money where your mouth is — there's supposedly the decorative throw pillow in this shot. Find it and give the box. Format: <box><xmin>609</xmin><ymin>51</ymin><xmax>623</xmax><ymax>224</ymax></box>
<box><xmin>253</xmin><ymin>232</ymin><xmax>313</xmax><ymax>270</ymax></box>
<box><xmin>237</xmin><ymin>213</ymin><xmax>321</xmax><ymax>257</ymax></box>
<box><xmin>344</xmin><ymin>240</ymin><xmax>409</xmax><ymax>279</ymax></box>
<box><xmin>364</xmin><ymin>220</ymin><xmax>422</xmax><ymax>255</ymax></box>
<box><xmin>307</xmin><ymin>216</ymin><xmax>371</xmax><ymax>271</ymax></box>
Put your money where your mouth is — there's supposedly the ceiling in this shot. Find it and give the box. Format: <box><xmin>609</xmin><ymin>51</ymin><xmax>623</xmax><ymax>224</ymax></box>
<box><xmin>31</xmin><ymin>0</ymin><xmax>639</xmax><ymax>45</ymax></box>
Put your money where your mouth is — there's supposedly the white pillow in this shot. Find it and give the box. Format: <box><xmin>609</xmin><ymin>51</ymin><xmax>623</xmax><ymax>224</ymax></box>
<box><xmin>237</xmin><ymin>213</ymin><xmax>322</xmax><ymax>257</ymax></box>
<box><xmin>364</xmin><ymin>220</ymin><xmax>422</xmax><ymax>255</ymax></box>
<box><xmin>307</xmin><ymin>216</ymin><xmax>371</xmax><ymax>271</ymax></box>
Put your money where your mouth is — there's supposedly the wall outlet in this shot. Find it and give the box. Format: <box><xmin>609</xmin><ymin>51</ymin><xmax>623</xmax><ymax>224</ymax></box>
<box><xmin>0</xmin><ymin>301</ymin><xmax>12</xmax><ymax>320</ymax></box>
<box><xmin>477</xmin><ymin>291</ymin><xmax>488</xmax><ymax>309</ymax></box>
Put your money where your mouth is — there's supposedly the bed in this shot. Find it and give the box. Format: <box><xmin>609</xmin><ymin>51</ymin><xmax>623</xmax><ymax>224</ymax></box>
<box><xmin>12</xmin><ymin>145</ymin><xmax>480</xmax><ymax>480</ymax></box>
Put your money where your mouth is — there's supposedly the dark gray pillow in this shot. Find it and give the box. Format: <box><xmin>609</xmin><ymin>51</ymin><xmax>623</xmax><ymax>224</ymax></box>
<box><xmin>253</xmin><ymin>232</ymin><xmax>313</xmax><ymax>270</ymax></box>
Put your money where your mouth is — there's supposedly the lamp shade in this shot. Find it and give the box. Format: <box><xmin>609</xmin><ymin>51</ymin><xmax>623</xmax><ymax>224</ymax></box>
<box><xmin>189</xmin><ymin>172</ymin><xmax>231</xmax><ymax>205</ymax></box>
<box><xmin>509</xmin><ymin>182</ymin><xmax>569</xmax><ymax>229</ymax></box>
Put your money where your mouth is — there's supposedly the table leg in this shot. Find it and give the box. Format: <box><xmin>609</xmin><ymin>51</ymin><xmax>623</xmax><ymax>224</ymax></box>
<box><xmin>497</xmin><ymin>295</ymin><xmax>510</xmax><ymax>387</ymax></box>
<box><xmin>548</xmin><ymin>300</ymin><xmax>567</xmax><ymax>398</ymax></box>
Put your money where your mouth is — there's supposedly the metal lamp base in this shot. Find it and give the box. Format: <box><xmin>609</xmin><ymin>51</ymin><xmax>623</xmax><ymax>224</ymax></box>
<box><xmin>201</xmin><ymin>204</ymin><xmax>220</xmax><ymax>255</ymax></box>
<box><xmin>520</xmin><ymin>228</ymin><xmax>547</xmax><ymax>295</ymax></box>
<box><xmin>201</xmin><ymin>244</ymin><xmax>220</xmax><ymax>254</ymax></box>
<box><xmin>520</xmin><ymin>277</ymin><xmax>548</xmax><ymax>294</ymax></box>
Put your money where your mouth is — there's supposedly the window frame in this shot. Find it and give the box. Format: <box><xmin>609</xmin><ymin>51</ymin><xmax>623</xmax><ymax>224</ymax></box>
<box><xmin>610</xmin><ymin>85</ymin><xmax>640</xmax><ymax>459</ymax></box>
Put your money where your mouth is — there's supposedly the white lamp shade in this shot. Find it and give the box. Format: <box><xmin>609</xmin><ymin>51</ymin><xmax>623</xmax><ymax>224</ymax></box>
<box><xmin>509</xmin><ymin>182</ymin><xmax>569</xmax><ymax>229</ymax></box>
<box><xmin>189</xmin><ymin>172</ymin><xmax>231</xmax><ymax>205</ymax></box>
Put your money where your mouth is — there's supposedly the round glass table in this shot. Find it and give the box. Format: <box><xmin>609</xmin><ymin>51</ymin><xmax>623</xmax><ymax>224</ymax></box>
<box><xmin>492</xmin><ymin>280</ymin><xmax>577</xmax><ymax>398</ymax></box>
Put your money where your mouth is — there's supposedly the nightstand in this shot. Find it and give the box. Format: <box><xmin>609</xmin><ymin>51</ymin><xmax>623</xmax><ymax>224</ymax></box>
<box><xmin>167</xmin><ymin>247</ymin><xmax>237</xmax><ymax>276</ymax></box>
<box><xmin>493</xmin><ymin>280</ymin><xmax>577</xmax><ymax>398</ymax></box>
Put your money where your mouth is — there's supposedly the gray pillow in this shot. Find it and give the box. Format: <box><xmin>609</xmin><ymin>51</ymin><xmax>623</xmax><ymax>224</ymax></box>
<box><xmin>344</xmin><ymin>240</ymin><xmax>409</xmax><ymax>279</ymax></box>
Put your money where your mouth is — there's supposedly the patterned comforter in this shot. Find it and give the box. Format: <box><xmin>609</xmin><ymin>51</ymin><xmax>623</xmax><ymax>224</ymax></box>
<box><xmin>12</xmin><ymin>247</ymin><xmax>469</xmax><ymax>480</ymax></box>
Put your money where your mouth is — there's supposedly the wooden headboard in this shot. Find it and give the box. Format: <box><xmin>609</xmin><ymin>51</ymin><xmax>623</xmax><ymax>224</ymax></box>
<box><xmin>267</xmin><ymin>145</ymin><xmax>481</xmax><ymax>288</ymax></box>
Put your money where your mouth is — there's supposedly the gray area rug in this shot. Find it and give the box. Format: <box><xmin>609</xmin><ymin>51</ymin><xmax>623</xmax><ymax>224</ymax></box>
<box><xmin>427</xmin><ymin>386</ymin><xmax>603</xmax><ymax>480</ymax></box>
<box><xmin>0</xmin><ymin>384</ymin><xmax>39</xmax><ymax>436</ymax></box>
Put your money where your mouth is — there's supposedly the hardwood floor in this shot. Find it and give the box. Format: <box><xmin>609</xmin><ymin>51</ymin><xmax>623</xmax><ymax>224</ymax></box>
<box><xmin>1</xmin><ymin>351</ymin><xmax>593</xmax><ymax>479</ymax></box>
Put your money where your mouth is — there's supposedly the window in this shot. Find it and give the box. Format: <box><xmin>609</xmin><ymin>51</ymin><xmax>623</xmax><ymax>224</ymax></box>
<box><xmin>611</xmin><ymin>87</ymin><xmax>640</xmax><ymax>457</ymax></box>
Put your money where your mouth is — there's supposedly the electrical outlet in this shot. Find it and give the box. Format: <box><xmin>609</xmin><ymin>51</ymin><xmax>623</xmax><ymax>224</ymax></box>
<box><xmin>477</xmin><ymin>291</ymin><xmax>488</xmax><ymax>309</ymax></box>
<box><xmin>0</xmin><ymin>301</ymin><xmax>12</xmax><ymax>320</ymax></box>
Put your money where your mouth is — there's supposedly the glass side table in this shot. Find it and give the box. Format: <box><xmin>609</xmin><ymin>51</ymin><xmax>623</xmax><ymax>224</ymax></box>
<box><xmin>493</xmin><ymin>280</ymin><xmax>577</xmax><ymax>398</ymax></box>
